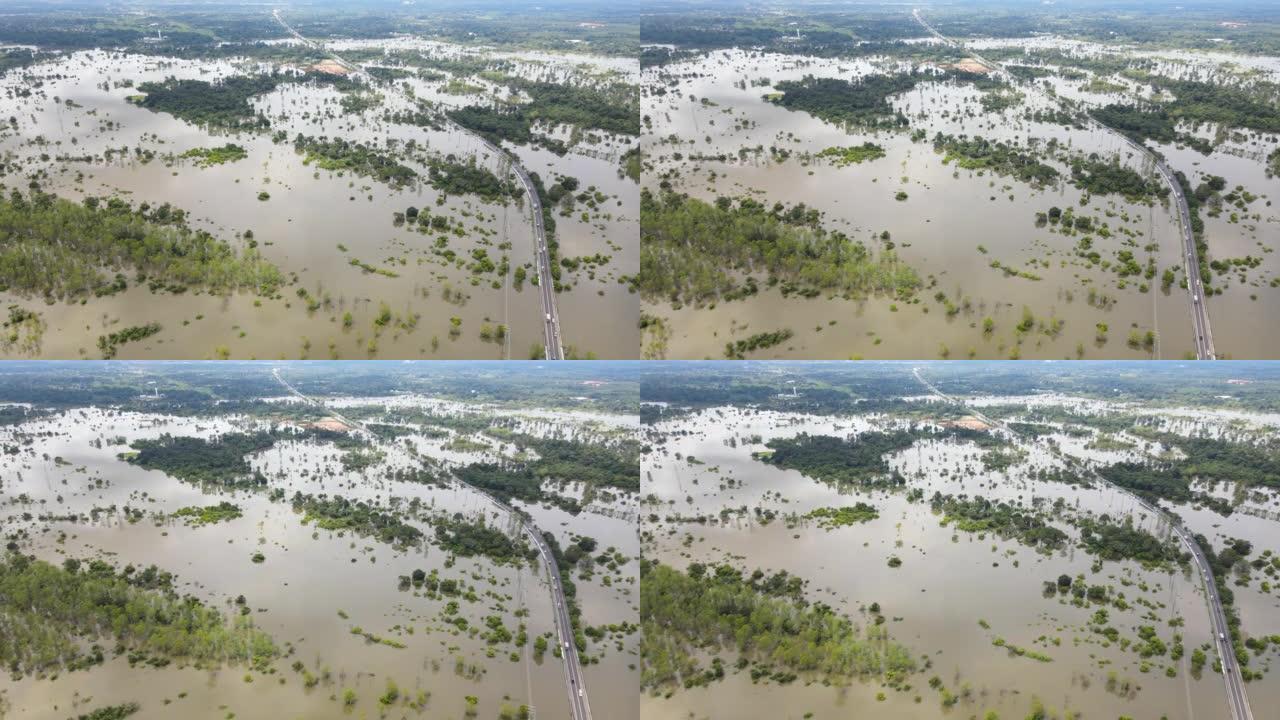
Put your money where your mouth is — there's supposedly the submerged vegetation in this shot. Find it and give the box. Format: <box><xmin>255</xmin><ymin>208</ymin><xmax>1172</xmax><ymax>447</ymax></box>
<box><xmin>0</xmin><ymin>191</ymin><xmax>281</xmax><ymax>301</ymax></box>
<box><xmin>0</xmin><ymin>552</ymin><xmax>278</xmax><ymax>676</ymax></box>
<box><xmin>640</xmin><ymin>561</ymin><xmax>916</xmax><ymax>692</ymax></box>
<box><xmin>639</xmin><ymin>189</ymin><xmax>919</xmax><ymax>307</ymax></box>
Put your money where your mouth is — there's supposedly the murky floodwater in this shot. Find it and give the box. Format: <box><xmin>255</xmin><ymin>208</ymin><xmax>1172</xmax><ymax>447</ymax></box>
<box><xmin>640</xmin><ymin>372</ymin><xmax>1280</xmax><ymax>719</ymax></box>
<box><xmin>641</xmin><ymin>40</ymin><xmax>1279</xmax><ymax>359</ymax></box>
<box><xmin>0</xmin><ymin>377</ymin><xmax>639</xmax><ymax>719</ymax></box>
<box><xmin>0</xmin><ymin>38</ymin><xmax>638</xmax><ymax>360</ymax></box>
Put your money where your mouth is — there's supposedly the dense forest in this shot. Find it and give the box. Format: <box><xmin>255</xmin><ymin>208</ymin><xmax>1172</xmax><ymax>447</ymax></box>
<box><xmin>770</xmin><ymin>73</ymin><xmax>919</xmax><ymax>129</ymax></box>
<box><xmin>134</xmin><ymin>74</ymin><xmax>283</xmax><ymax>131</ymax></box>
<box><xmin>641</xmin><ymin>561</ymin><xmax>916</xmax><ymax>692</ymax></box>
<box><xmin>639</xmin><ymin>189</ymin><xmax>919</xmax><ymax>307</ymax></box>
<box><xmin>761</xmin><ymin>431</ymin><xmax>917</xmax><ymax>488</ymax></box>
<box><xmin>127</xmin><ymin>431</ymin><xmax>277</xmax><ymax>486</ymax></box>
<box><xmin>0</xmin><ymin>552</ymin><xmax>277</xmax><ymax>676</ymax></box>
<box><xmin>0</xmin><ymin>190</ymin><xmax>282</xmax><ymax>301</ymax></box>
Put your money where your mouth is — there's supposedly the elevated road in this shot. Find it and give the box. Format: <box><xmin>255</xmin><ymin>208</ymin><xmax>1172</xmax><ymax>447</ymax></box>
<box><xmin>271</xmin><ymin>368</ymin><xmax>590</xmax><ymax>719</ymax></box>
<box><xmin>912</xmin><ymin>8</ymin><xmax>1214</xmax><ymax>359</ymax></box>
<box><xmin>912</xmin><ymin>367</ymin><xmax>1253</xmax><ymax>720</ymax></box>
<box><xmin>272</xmin><ymin>9</ymin><xmax>564</xmax><ymax>360</ymax></box>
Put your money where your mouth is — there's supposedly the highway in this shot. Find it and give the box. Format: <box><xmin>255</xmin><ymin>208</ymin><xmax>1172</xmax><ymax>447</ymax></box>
<box><xmin>912</xmin><ymin>366</ymin><xmax>1253</xmax><ymax>720</ymax></box>
<box><xmin>271</xmin><ymin>368</ymin><xmax>590</xmax><ymax>719</ymax></box>
<box><xmin>912</xmin><ymin>9</ymin><xmax>1215</xmax><ymax>360</ymax></box>
<box><xmin>272</xmin><ymin>9</ymin><xmax>564</xmax><ymax>361</ymax></box>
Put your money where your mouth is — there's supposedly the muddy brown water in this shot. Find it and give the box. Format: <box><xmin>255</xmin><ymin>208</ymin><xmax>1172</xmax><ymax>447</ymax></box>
<box><xmin>641</xmin><ymin>44</ymin><xmax>1279</xmax><ymax>360</ymax></box>
<box><xmin>641</xmin><ymin>391</ymin><xmax>1280</xmax><ymax>719</ymax></box>
<box><xmin>0</xmin><ymin>42</ymin><xmax>638</xmax><ymax>360</ymax></box>
<box><xmin>0</xmin><ymin>397</ymin><xmax>638</xmax><ymax>719</ymax></box>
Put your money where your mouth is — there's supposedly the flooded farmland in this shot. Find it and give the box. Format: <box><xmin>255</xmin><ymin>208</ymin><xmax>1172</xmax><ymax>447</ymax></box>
<box><xmin>640</xmin><ymin>30</ymin><xmax>1280</xmax><ymax>360</ymax></box>
<box><xmin>639</xmin><ymin>361</ymin><xmax>1280</xmax><ymax>719</ymax></box>
<box><xmin>0</xmin><ymin>361</ymin><xmax>640</xmax><ymax>719</ymax></box>
<box><xmin>0</xmin><ymin>31</ymin><xmax>638</xmax><ymax>360</ymax></box>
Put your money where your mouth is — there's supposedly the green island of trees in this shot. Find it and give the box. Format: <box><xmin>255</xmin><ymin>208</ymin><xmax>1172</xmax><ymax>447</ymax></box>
<box><xmin>640</xmin><ymin>560</ymin><xmax>916</xmax><ymax>693</ymax></box>
<box><xmin>639</xmin><ymin>189</ymin><xmax>919</xmax><ymax>308</ymax></box>
<box><xmin>0</xmin><ymin>552</ymin><xmax>278</xmax><ymax>676</ymax></box>
<box><xmin>815</xmin><ymin>143</ymin><xmax>886</xmax><ymax>166</ymax></box>
<box><xmin>759</xmin><ymin>431</ymin><xmax>918</xmax><ymax>488</ymax></box>
<box><xmin>1076</xmin><ymin>516</ymin><xmax>1182</xmax><ymax>566</ymax></box>
<box><xmin>454</xmin><ymin>433</ymin><xmax>638</xmax><ymax>509</ymax></box>
<box><xmin>73</xmin><ymin>704</ymin><xmax>141</xmax><ymax>720</ymax></box>
<box><xmin>0</xmin><ymin>190</ymin><xmax>282</xmax><ymax>301</ymax></box>
<box><xmin>1069</xmin><ymin>157</ymin><xmax>1167</xmax><ymax>200</ymax></box>
<box><xmin>426</xmin><ymin>156</ymin><xmax>519</xmax><ymax>201</ymax></box>
<box><xmin>433</xmin><ymin>513</ymin><xmax>533</xmax><ymax>562</ymax></box>
<box><xmin>133</xmin><ymin>74</ymin><xmax>284</xmax><ymax>131</ymax></box>
<box><xmin>126</xmin><ymin>431</ymin><xmax>277</xmax><ymax>486</ymax></box>
<box><xmin>932</xmin><ymin>133</ymin><xmax>1060</xmax><ymax>187</ymax></box>
<box><xmin>294</xmin><ymin>134</ymin><xmax>417</xmax><ymax>188</ymax></box>
<box><xmin>173</xmin><ymin>501</ymin><xmax>243</xmax><ymax>526</ymax></box>
<box><xmin>805</xmin><ymin>503</ymin><xmax>880</xmax><ymax>528</ymax></box>
<box><xmin>930</xmin><ymin>492</ymin><xmax>1069</xmax><ymax>551</ymax></box>
<box><xmin>292</xmin><ymin>492</ymin><xmax>424</xmax><ymax>547</ymax></box>
<box><xmin>180</xmin><ymin>143</ymin><xmax>249</xmax><ymax>167</ymax></box>
<box><xmin>97</xmin><ymin>323</ymin><xmax>161</xmax><ymax>359</ymax></box>
<box><xmin>724</xmin><ymin>329</ymin><xmax>794</xmax><ymax>359</ymax></box>
<box><xmin>770</xmin><ymin>73</ymin><xmax>920</xmax><ymax>129</ymax></box>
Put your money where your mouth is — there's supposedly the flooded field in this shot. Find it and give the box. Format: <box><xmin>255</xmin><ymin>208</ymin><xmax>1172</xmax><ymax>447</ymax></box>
<box><xmin>0</xmin><ymin>33</ymin><xmax>638</xmax><ymax>360</ymax></box>
<box><xmin>641</xmin><ymin>32</ymin><xmax>1280</xmax><ymax>360</ymax></box>
<box><xmin>0</xmin><ymin>361</ymin><xmax>640</xmax><ymax>719</ymax></box>
<box><xmin>639</xmin><ymin>361</ymin><xmax>1280</xmax><ymax>719</ymax></box>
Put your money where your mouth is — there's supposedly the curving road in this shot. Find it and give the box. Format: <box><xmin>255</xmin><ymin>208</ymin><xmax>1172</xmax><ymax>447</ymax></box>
<box><xmin>912</xmin><ymin>366</ymin><xmax>1253</xmax><ymax>720</ymax></box>
<box><xmin>272</xmin><ymin>9</ymin><xmax>564</xmax><ymax>360</ymax></box>
<box><xmin>912</xmin><ymin>9</ymin><xmax>1214</xmax><ymax>359</ymax></box>
<box><xmin>271</xmin><ymin>368</ymin><xmax>590</xmax><ymax>719</ymax></box>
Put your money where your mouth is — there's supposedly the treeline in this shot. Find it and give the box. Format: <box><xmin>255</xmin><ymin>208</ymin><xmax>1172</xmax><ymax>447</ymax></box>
<box><xmin>0</xmin><ymin>552</ymin><xmax>277</xmax><ymax>676</ymax></box>
<box><xmin>127</xmin><ymin>431</ymin><xmax>277</xmax><ymax>486</ymax></box>
<box><xmin>1091</xmin><ymin>104</ymin><xmax>1212</xmax><ymax>153</ymax></box>
<box><xmin>1097</xmin><ymin>461</ymin><xmax>1233</xmax><ymax>515</ymax></box>
<box><xmin>639</xmin><ymin>189</ymin><xmax>919</xmax><ymax>307</ymax></box>
<box><xmin>512</xmin><ymin>78</ymin><xmax>640</xmax><ymax>137</ymax></box>
<box><xmin>0</xmin><ymin>190</ymin><xmax>282</xmax><ymax>301</ymax></box>
<box><xmin>640</xmin><ymin>560</ymin><xmax>916</xmax><ymax>692</ymax></box>
<box><xmin>454</xmin><ymin>433</ymin><xmax>639</xmax><ymax>502</ymax></box>
<box><xmin>448</xmin><ymin>105</ymin><xmax>569</xmax><ymax>155</ymax></box>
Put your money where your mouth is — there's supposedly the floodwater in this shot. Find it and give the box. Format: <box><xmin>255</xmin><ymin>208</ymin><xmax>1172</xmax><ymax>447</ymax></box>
<box><xmin>640</xmin><ymin>382</ymin><xmax>1280</xmax><ymax>719</ymax></box>
<box><xmin>0</xmin><ymin>389</ymin><xmax>639</xmax><ymax>719</ymax></box>
<box><xmin>0</xmin><ymin>38</ymin><xmax>638</xmax><ymax>360</ymax></box>
<box><xmin>641</xmin><ymin>40</ymin><xmax>1279</xmax><ymax>359</ymax></box>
